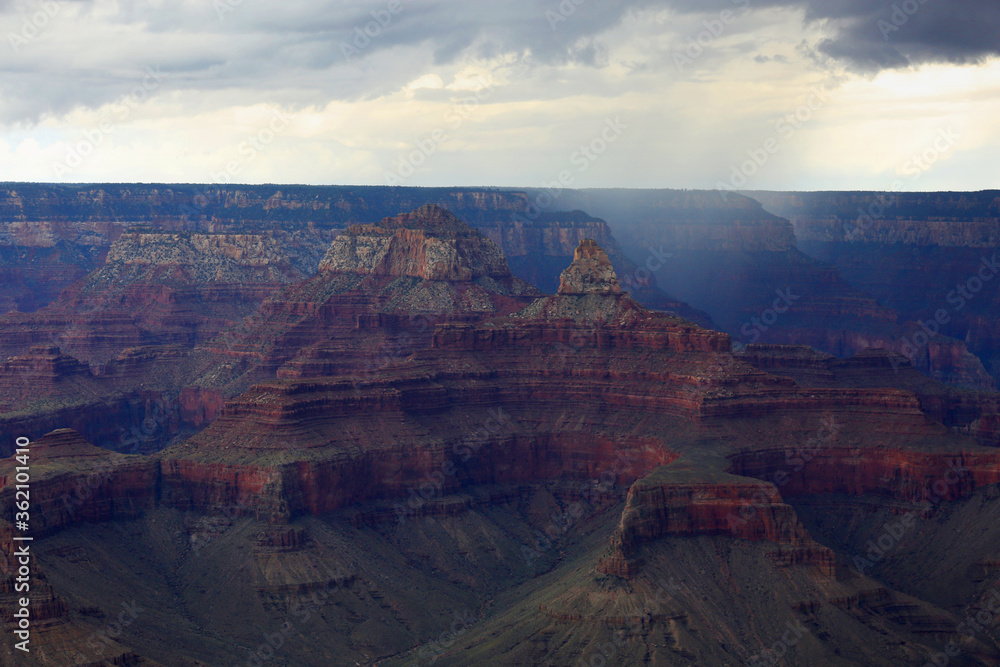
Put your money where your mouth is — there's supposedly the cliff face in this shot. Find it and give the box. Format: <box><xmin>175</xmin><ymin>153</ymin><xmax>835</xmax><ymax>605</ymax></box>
<box><xmin>750</xmin><ymin>190</ymin><xmax>1000</xmax><ymax>389</ymax></box>
<box><xmin>0</xmin><ymin>227</ymin><xmax>332</xmax><ymax>455</ymax></box>
<box><xmin>0</xmin><ymin>184</ymin><xmax>710</xmax><ymax>325</ymax></box>
<box><xmin>597</xmin><ymin>468</ymin><xmax>835</xmax><ymax>579</ymax></box>
<box><xmin>207</xmin><ymin>205</ymin><xmax>542</xmax><ymax>390</ymax></box>
<box><xmin>319</xmin><ymin>204</ymin><xmax>512</xmax><ymax>281</ymax></box>
<box><xmin>155</xmin><ymin>242</ymin><xmax>971</xmax><ymax>526</ymax></box>
<box><xmin>0</xmin><ymin>429</ymin><xmax>158</xmax><ymax>536</ymax></box>
<box><xmin>728</xmin><ymin>446</ymin><xmax>1000</xmax><ymax>512</ymax></box>
<box><xmin>5</xmin><ymin>240</ymin><xmax>1000</xmax><ymax>664</ymax></box>
<box><xmin>750</xmin><ymin>191</ymin><xmax>1000</xmax><ymax>247</ymax></box>
<box><xmin>541</xmin><ymin>190</ymin><xmax>906</xmax><ymax>369</ymax></box>
<box><xmin>543</xmin><ymin>189</ymin><xmax>797</xmax><ymax>252</ymax></box>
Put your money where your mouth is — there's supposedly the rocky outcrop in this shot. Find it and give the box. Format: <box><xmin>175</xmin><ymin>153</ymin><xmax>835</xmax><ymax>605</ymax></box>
<box><xmin>6</xmin><ymin>234</ymin><xmax>1000</xmax><ymax>664</ymax></box>
<box><xmin>749</xmin><ymin>191</ymin><xmax>1000</xmax><ymax>247</ymax></box>
<box><xmin>544</xmin><ymin>189</ymin><xmax>798</xmax><ymax>252</ymax></box>
<box><xmin>157</xmin><ymin>243</ymin><xmax>971</xmax><ymax>530</ymax></box>
<box><xmin>319</xmin><ymin>204</ymin><xmax>511</xmax><ymax>281</ymax></box>
<box><xmin>0</xmin><ymin>429</ymin><xmax>158</xmax><ymax>536</ymax></box>
<box><xmin>557</xmin><ymin>239</ymin><xmax>622</xmax><ymax>295</ymax></box>
<box><xmin>598</xmin><ymin>468</ymin><xmax>835</xmax><ymax>578</ymax></box>
<box><xmin>203</xmin><ymin>205</ymin><xmax>540</xmax><ymax>388</ymax></box>
<box><xmin>543</xmin><ymin>190</ymin><xmax>903</xmax><ymax>366</ymax></box>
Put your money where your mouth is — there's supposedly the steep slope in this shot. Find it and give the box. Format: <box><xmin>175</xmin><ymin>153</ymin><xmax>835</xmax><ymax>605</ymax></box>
<box><xmin>201</xmin><ymin>204</ymin><xmax>542</xmax><ymax>390</ymax></box>
<box><xmin>7</xmin><ymin>238</ymin><xmax>1000</xmax><ymax>665</ymax></box>
<box><xmin>0</xmin><ymin>430</ymin><xmax>163</xmax><ymax>666</ymax></box>
<box><xmin>750</xmin><ymin>190</ymin><xmax>1000</xmax><ymax>389</ymax></box>
<box><xmin>539</xmin><ymin>189</ymin><xmax>922</xmax><ymax>367</ymax></box>
<box><xmin>0</xmin><ymin>184</ymin><xmax>706</xmax><ymax>323</ymax></box>
<box><xmin>148</xmin><ymin>239</ymin><xmax>1000</xmax><ymax>664</ymax></box>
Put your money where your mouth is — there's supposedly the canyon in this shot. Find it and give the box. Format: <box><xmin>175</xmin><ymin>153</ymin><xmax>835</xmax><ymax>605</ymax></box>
<box><xmin>0</xmin><ymin>189</ymin><xmax>999</xmax><ymax>665</ymax></box>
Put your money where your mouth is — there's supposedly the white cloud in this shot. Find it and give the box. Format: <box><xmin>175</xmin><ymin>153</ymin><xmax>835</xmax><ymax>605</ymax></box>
<box><xmin>0</xmin><ymin>0</ymin><xmax>997</xmax><ymax>190</ymax></box>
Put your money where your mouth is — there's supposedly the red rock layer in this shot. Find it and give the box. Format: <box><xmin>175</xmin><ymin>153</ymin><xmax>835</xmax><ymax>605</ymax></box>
<box><xmin>0</xmin><ymin>429</ymin><xmax>158</xmax><ymax>537</ymax></box>
<box><xmin>598</xmin><ymin>476</ymin><xmax>835</xmax><ymax>578</ymax></box>
<box><xmin>161</xmin><ymin>432</ymin><xmax>674</xmax><ymax>521</ymax></box>
<box><xmin>739</xmin><ymin>344</ymin><xmax>1000</xmax><ymax>446</ymax></box>
<box><xmin>728</xmin><ymin>447</ymin><xmax>1000</xmax><ymax>503</ymax></box>
<box><xmin>432</xmin><ymin>315</ymin><xmax>730</xmax><ymax>355</ymax></box>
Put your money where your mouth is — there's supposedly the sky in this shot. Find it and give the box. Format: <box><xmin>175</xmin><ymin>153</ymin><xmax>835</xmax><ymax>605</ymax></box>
<box><xmin>0</xmin><ymin>0</ymin><xmax>998</xmax><ymax>191</ymax></box>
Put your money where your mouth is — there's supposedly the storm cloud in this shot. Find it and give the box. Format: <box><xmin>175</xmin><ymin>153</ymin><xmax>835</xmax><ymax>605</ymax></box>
<box><xmin>0</xmin><ymin>0</ymin><xmax>996</xmax><ymax>190</ymax></box>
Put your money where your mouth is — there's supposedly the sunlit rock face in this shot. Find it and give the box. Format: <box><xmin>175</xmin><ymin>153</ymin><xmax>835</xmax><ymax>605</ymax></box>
<box><xmin>557</xmin><ymin>239</ymin><xmax>623</xmax><ymax>296</ymax></box>
<box><xmin>319</xmin><ymin>204</ymin><xmax>512</xmax><ymax>282</ymax></box>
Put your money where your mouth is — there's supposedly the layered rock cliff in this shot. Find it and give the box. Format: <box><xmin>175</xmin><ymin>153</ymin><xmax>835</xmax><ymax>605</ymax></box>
<box><xmin>750</xmin><ymin>190</ymin><xmax>1000</xmax><ymax>389</ymax></box>
<box><xmin>0</xmin><ymin>184</ymin><xmax>704</xmax><ymax>321</ymax></box>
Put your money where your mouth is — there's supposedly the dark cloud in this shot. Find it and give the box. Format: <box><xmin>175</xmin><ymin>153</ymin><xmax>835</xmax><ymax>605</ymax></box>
<box><xmin>663</xmin><ymin>0</ymin><xmax>1000</xmax><ymax>72</ymax></box>
<box><xmin>0</xmin><ymin>0</ymin><xmax>997</xmax><ymax>125</ymax></box>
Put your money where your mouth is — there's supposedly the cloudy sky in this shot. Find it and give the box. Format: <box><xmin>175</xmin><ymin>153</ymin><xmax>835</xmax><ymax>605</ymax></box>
<box><xmin>0</xmin><ymin>0</ymin><xmax>998</xmax><ymax>191</ymax></box>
